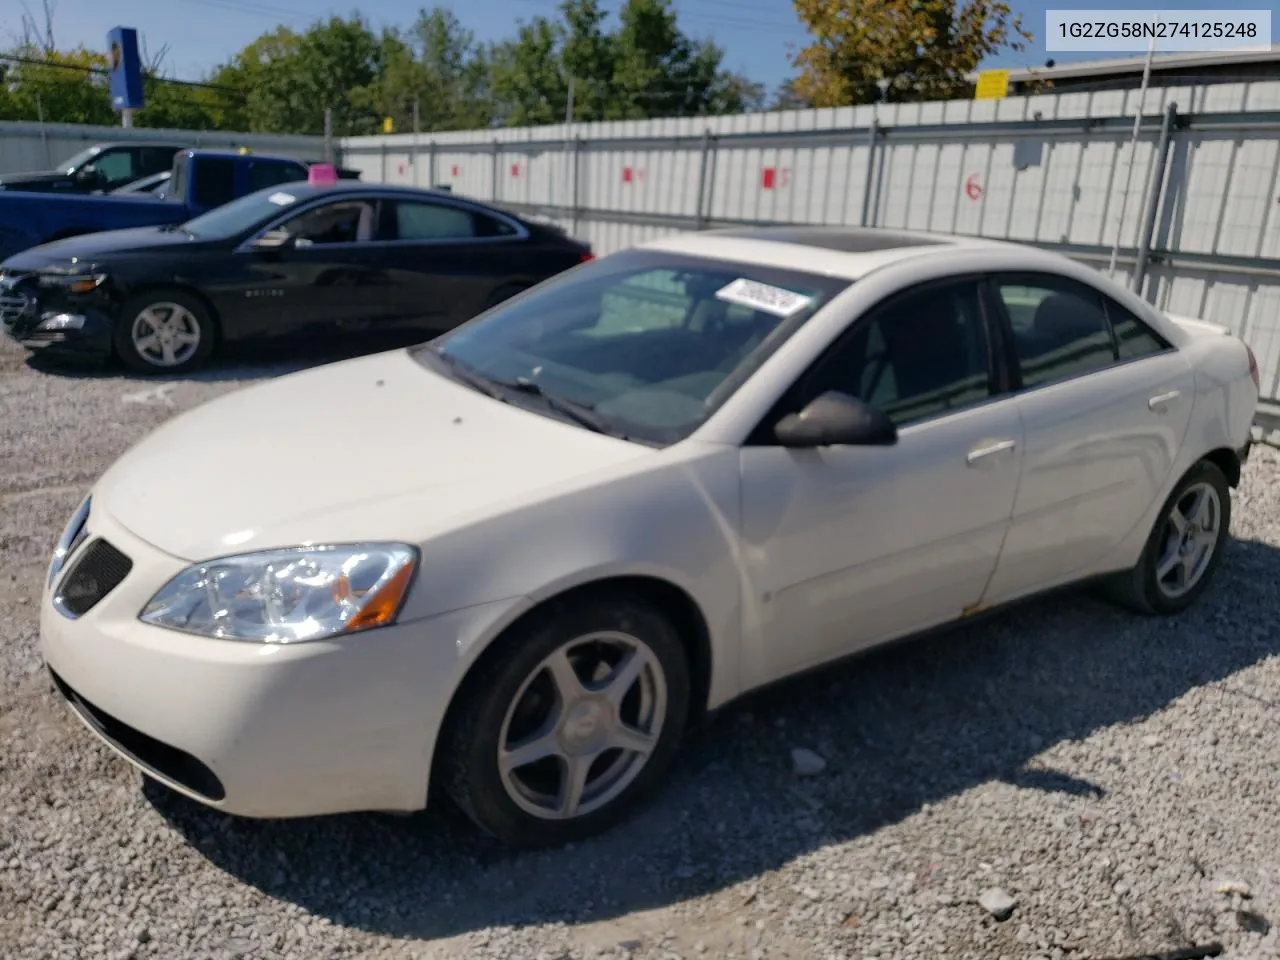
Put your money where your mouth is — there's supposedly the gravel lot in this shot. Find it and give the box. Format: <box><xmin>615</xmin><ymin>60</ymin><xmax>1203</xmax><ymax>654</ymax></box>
<box><xmin>3</xmin><ymin>335</ymin><xmax>1280</xmax><ymax>960</ymax></box>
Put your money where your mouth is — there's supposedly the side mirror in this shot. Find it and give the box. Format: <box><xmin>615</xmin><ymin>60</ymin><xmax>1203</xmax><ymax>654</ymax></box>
<box><xmin>773</xmin><ymin>391</ymin><xmax>898</xmax><ymax>448</ymax></box>
<box><xmin>75</xmin><ymin>165</ymin><xmax>98</xmax><ymax>184</ymax></box>
<box><xmin>250</xmin><ymin>229</ymin><xmax>294</xmax><ymax>251</ymax></box>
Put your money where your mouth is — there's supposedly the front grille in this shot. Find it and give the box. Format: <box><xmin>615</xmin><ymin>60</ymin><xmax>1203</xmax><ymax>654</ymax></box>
<box><xmin>0</xmin><ymin>272</ymin><xmax>37</xmax><ymax>329</ymax></box>
<box><xmin>54</xmin><ymin>539</ymin><xmax>132</xmax><ymax>617</ymax></box>
<box><xmin>49</xmin><ymin>668</ymin><xmax>226</xmax><ymax>802</ymax></box>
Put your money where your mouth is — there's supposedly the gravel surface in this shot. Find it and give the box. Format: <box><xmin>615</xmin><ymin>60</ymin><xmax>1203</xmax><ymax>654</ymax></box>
<box><xmin>4</xmin><ymin>336</ymin><xmax>1280</xmax><ymax>960</ymax></box>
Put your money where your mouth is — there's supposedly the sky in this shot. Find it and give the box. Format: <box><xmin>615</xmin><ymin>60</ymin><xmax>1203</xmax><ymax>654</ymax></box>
<box><xmin>9</xmin><ymin>0</ymin><xmax>1280</xmax><ymax>95</ymax></box>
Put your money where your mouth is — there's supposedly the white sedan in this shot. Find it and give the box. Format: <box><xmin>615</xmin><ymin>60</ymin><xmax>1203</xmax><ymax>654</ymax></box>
<box><xmin>41</xmin><ymin>227</ymin><xmax>1259</xmax><ymax>846</ymax></box>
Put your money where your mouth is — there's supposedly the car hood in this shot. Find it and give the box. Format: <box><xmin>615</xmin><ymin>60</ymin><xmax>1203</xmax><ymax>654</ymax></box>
<box><xmin>2</xmin><ymin>226</ymin><xmax>207</xmax><ymax>271</ymax></box>
<box><xmin>0</xmin><ymin>170</ymin><xmax>70</xmax><ymax>190</ymax></box>
<box><xmin>94</xmin><ymin>349</ymin><xmax>655</xmax><ymax>560</ymax></box>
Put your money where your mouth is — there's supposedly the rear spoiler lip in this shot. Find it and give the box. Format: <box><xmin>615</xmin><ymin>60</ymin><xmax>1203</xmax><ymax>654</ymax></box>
<box><xmin>1164</xmin><ymin>311</ymin><xmax>1232</xmax><ymax>338</ymax></box>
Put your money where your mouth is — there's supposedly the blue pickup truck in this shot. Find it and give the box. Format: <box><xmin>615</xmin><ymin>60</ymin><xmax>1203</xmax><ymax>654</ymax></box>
<box><xmin>0</xmin><ymin>149</ymin><xmax>313</xmax><ymax>262</ymax></box>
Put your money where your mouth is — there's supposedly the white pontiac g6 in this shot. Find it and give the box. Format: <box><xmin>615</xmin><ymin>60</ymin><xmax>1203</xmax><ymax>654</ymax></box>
<box><xmin>41</xmin><ymin>227</ymin><xmax>1260</xmax><ymax>846</ymax></box>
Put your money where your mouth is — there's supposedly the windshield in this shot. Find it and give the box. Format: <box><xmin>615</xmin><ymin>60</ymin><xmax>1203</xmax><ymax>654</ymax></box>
<box><xmin>60</xmin><ymin>147</ymin><xmax>100</xmax><ymax>174</ymax></box>
<box><xmin>180</xmin><ymin>185</ymin><xmax>304</xmax><ymax>239</ymax></box>
<box><xmin>413</xmin><ymin>248</ymin><xmax>853</xmax><ymax>445</ymax></box>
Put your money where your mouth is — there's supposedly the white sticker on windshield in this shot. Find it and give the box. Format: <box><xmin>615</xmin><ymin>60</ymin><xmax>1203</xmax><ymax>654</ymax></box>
<box><xmin>715</xmin><ymin>278</ymin><xmax>813</xmax><ymax>318</ymax></box>
<box><xmin>267</xmin><ymin>191</ymin><xmax>297</xmax><ymax>206</ymax></box>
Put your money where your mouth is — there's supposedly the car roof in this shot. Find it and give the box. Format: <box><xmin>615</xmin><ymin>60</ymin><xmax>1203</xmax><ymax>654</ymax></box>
<box><xmin>176</xmin><ymin>148</ymin><xmax>304</xmax><ymax>162</ymax></box>
<box><xmin>641</xmin><ymin>226</ymin><xmax>1021</xmax><ymax>280</ymax></box>
<box><xmin>265</xmin><ymin>182</ymin><xmax>519</xmax><ymax>213</ymax></box>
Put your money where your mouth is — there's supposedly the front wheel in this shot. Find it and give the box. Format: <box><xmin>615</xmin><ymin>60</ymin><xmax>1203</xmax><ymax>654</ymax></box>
<box><xmin>113</xmin><ymin>289</ymin><xmax>216</xmax><ymax>374</ymax></box>
<box><xmin>1104</xmin><ymin>459</ymin><xmax>1231</xmax><ymax>615</ymax></box>
<box><xmin>438</xmin><ymin>592</ymin><xmax>691</xmax><ymax>847</ymax></box>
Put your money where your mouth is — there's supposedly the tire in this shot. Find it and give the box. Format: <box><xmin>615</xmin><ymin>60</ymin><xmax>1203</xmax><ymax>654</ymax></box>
<box><xmin>113</xmin><ymin>288</ymin><xmax>216</xmax><ymax>375</ymax></box>
<box><xmin>1103</xmin><ymin>459</ymin><xmax>1231</xmax><ymax>615</ymax></box>
<box><xmin>438</xmin><ymin>590</ymin><xmax>692</xmax><ymax>847</ymax></box>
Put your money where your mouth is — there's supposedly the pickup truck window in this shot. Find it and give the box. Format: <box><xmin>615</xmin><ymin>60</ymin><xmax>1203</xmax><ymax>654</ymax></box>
<box><xmin>139</xmin><ymin>147</ymin><xmax>180</xmax><ymax>177</ymax></box>
<box><xmin>249</xmin><ymin>161</ymin><xmax>306</xmax><ymax>192</ymax></box>
<box><xmin>94</xmin><ymin>149</ymin><xmax>138</xmax><ymax>188</ymax></box>
<box><xmin>61</xmin><ymin>147</ymin><xmax>100</xmax><ymax>174</ymax></box>
<box><xmin>192</xmin><ymin>158</ymin><xmax>237</xmax><ymax>210</ymax></box>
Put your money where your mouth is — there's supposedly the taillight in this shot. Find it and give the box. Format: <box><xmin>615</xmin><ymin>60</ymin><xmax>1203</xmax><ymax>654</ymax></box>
<box><xmin>1247</xmin><ymin>344</ymin><xmax>1260</xmax><ymax>391</ymax></box>
<box><xmin>579</xmin><ymin>250</ymin><xmax>594</xmax><ymax>263</ymax></box>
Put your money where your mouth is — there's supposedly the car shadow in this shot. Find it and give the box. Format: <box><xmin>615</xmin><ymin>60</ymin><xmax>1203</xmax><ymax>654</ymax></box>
<box><xmin>22</xmin><ymin>329</ymin><xmax>432</xmax><ymax>384</ymax></box>
<box><xmin>144</xmin><ymin>535</ymin><xmax>1280</xmax><ymax>944</ymax></box>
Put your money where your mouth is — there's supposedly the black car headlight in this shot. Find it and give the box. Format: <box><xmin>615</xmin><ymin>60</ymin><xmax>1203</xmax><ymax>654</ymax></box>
<box><xmin>38</xmin><ymin>273</ymin><xmax>105</xmax><ymax>294</ymax></box>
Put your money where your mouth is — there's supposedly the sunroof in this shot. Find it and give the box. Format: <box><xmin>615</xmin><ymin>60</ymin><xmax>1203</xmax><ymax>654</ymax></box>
<box><xmin>712</xmin><ymin>226</ymin><xmax>949</xmax><ymax>253</ymax></box>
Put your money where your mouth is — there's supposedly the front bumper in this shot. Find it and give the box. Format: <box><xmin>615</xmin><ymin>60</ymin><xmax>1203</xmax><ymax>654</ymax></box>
<box><xmin>40</xmin><ymin>499</ymin><xmax>521</xmax><ymax>818</ymax></box>
<box><xmin>1</xmin><ymin>306</ymin><xmax>114</xmax><ymax>358</ymax></box>
<box><xmin>0</xmin><ymin>278</ymin><xmax>115</xmax><ymax>358</ymax></box>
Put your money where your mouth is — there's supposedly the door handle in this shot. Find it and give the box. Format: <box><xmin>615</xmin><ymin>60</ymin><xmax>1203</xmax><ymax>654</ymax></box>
<box><xmin>1148</xmin><ymin>390</ymin><xmax>1181</xmax><ymax>410</ymax></box>
<box><xmin>966</xmin><ymin>439</ymin><xmax>1017</xmax><ymax>464</ymax></box>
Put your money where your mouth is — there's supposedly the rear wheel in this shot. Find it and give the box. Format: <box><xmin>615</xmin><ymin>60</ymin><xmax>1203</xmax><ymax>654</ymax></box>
<box><xmin>438</xmin><ymin>591</ymin><xmax>691</xmax><ymax>847</ymax></box>
<box><xmin>113</xmin><ymin>289</ymin><xmax>216</xmax><ymax>374</ymax></box>
<box><xmin>1103</xmin><ymin>459</ymin><xmax>1231</xmax><ymax>615</ymax></box>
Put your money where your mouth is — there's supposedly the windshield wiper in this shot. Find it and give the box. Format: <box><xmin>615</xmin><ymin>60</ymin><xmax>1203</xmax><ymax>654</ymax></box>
<box><xmin>431</xmin><ymin>349</ymin><xmax>620</xmax><ymax>438</ymax></box>
<box><xmin>432</xmin><ymin>349</ymin><xmax>509</xmax><ymax>402</ymax></box>
<box><xmin>502</xmin><ymin>377</ymin><xmax>618</xmax><ymax>437</ymax></box>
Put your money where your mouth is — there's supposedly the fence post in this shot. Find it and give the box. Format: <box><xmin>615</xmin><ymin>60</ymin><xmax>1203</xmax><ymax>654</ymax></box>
<box><xmin>428</xmin><ymin>141</ymin><xmax>437</xmax><ymax>189</ymax></box>
<box><xmin>1133</xmin><ymin>101</ymin><xmax>1178</xmax><ymax>297</ymax></box>
<box><xmin>860</xmin><ymin>120</ymin><xmax>880</xmax><ymax>227</ymax></box>
<box><xmin>694</xmin><ymin>129</ymin><xmax>717</xmax><ymax>230</ymax></box>
<box><xmin>380</xmin><ymin>142</ymin><xmax>388</xmax><ymax>183</ymax></box>
<box><xmin>570</xmin><ymin>137</ymin><xmax>582</xmax><ymax>235</ymax></box>
<box><xmin>491</xmin><ymin>139</ymin><xmax>500</xmax><ymax>202</ymax></box>
<box><xmin>412</xmin><ymin>100</ymin><xmax>420</xmax><ymax>186</ymax></box>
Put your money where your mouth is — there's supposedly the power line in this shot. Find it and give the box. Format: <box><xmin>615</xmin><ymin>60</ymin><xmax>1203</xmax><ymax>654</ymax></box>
<box><xmin>0</xmin><ymin>53</ymin><xmax>247</xmax><ymax>95</ymax></box>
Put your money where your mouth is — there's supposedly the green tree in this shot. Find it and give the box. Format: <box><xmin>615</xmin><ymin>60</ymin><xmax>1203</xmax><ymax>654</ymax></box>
<box><xmin>489</xmin><ymin>17</ymin><xmax>568</xmax><ymax>126</ymax></box>
<box><xmin>209</xmin><ymin>16</ymin><xmax>384</xmax><ymax>136</ymax></box>
<box><xmin>790</xmin><ymin>0</ymin><xmax>1031</xmax><ymax>106</ymax></box>
<box><xmin>0</xmin><ymin>46</ymin><xmax>113</xmax><ymax>124</ymax></box>
<box><xmin>374</xmin><ymin>9</ymin><xmax>494</xmax><ymax>132</ymax></box>
<box><xmin>608</xmin><ymin>0</ymin><xmax>748</xmax><ymax>119</ymax></box>
<box><xmin>559</xmin><ymin>0</ymin><xmax>615</xmax><ymax>122</ymax></box>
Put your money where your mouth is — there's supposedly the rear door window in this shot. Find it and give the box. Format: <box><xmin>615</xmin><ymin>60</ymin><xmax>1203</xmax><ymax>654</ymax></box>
<box><xmin>191</xmin><ymin>158</ymin><xmax>237</xmax><ymax>209</ymax></box>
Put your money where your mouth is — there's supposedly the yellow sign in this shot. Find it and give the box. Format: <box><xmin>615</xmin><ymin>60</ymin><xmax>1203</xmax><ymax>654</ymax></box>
<box><xmin>974</xmin><ymin>69</ymin><xmax>1010</xmax><ymax>100</ymax></box>
<box><xmin>382</xmin><ymin>116</ymin><xmax>394</xmax><ymax>134</ymax></box>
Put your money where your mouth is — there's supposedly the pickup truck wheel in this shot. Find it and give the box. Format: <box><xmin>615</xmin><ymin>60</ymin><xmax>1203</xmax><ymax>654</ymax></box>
<box><xmin>113</xmin><ymin>290</ymin><xmax>215</xmax><ymax>374</ymax></box>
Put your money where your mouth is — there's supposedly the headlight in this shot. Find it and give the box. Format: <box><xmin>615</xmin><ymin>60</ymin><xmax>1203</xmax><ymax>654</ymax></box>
<box><xmin>38</xmin><ymin>273</ymin><xmax>105</xmax><ymax>294</ymax></box>
<box><xmin>139</xmin><ymin>543</ymin><xmax>418</xmax><ymax>643</ymax></box>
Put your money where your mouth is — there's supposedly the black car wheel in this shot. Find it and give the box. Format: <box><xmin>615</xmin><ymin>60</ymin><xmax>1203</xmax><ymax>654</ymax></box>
<box><xmin>438</xmin><ymin>590</ymin><xmax>691</xmax><ymax>847</ymax></box>
<box><xmin>113</xmin><ymin>289</ymin><xmax>216</xmax><ymax>375</ymax></box>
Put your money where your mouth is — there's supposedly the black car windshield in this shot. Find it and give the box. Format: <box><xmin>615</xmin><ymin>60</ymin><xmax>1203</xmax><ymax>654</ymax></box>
<box><xmin>180</xmin><ymin>185</ymin><xmax>304</xmax><ymax>239</ymax></box>
<box><xmin>412</xmin><ymin>248</ymin><xmax>853</xmax><ymax>446</ymax></box>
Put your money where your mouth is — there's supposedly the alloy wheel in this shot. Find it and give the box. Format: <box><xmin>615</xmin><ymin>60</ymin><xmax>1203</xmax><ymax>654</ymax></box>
<box><xmin>496</xmin><ymin>630</ymin><xmax>667</xmax><ymax>821</ymax></box>
<box><xmin>1155</xmin><ymin>480</ymin><xmax>1222</xmax><ymax>600</ymax></box>
<box><xmin>130</xmin><ymin>302</ymin><xmax>201</xmax><ymax>368</ymax></box>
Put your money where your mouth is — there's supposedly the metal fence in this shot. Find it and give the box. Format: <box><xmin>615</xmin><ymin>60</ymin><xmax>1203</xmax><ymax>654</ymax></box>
<box><xmin>341</xmin><ymin>80</ymin><xmax>1280</xmax><ymax>404</ymax></box>
<box><xmin>0</xmin><ymin>120</ymin><xmax>329</xmax><ymax>175</ymax></box>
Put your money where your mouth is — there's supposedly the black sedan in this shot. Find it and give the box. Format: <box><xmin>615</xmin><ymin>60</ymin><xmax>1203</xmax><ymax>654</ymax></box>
<box><xmin>0</xmin><ymin>184</ymin><xmax>593</xmax><ymax>373</ymax></box>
